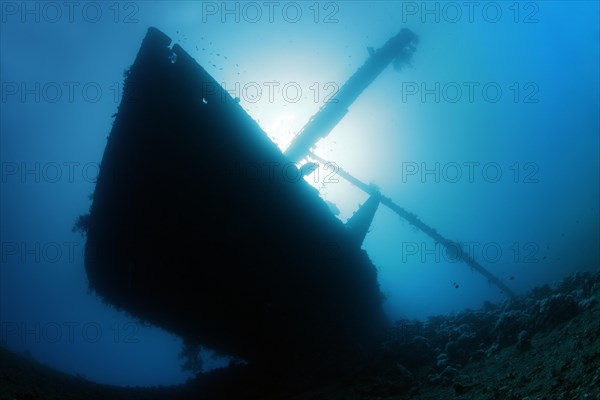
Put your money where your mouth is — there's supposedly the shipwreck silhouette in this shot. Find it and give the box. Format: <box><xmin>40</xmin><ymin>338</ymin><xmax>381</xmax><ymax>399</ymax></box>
<box><xmin>82</xmin><ymin>27</ymin><xmax>513</xmax><ymax>384</ymax></box>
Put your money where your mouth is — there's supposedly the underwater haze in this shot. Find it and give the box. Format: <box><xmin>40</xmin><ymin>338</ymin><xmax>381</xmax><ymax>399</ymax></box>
<box><xmin>1</xmin><ymin>0</ymin><xmax>599</xmax><ymax>387</ymax></box>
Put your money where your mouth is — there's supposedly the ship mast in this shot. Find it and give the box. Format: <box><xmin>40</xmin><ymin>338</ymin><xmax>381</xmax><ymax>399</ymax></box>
<box><xmin>308</xmin><ymin>151</ymin><xmax>516</xmax><ymax>298</ymax></box>
<box><xmin>284</xmin><ymin>28</ymin><xmax>418</xmax><ymax>162</ymax></box>
<box><xmin>286</xmin><ymin>28</ymin><xmax>514</xmax><ymax>297</ymax></box>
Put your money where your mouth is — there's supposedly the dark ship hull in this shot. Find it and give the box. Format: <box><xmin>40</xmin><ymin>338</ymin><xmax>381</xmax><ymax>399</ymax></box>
<box><xmin>84</xmin><ymin>27</ymin><xmax>387</xmax><ymax>370</ymax></box>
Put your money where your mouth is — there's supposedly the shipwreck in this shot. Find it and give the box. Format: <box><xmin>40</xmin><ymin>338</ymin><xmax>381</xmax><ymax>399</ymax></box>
<box><xmin>81</xmin><ymin>26</ymin><xmax>513</xmax><ymax>381</ymax></box>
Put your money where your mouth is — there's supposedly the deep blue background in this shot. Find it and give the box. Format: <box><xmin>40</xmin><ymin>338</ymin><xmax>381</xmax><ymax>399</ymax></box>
<box><xmin>1</xmin><ymin>0</ymin><xmax>598</xmax><ymax>387</ymax></box>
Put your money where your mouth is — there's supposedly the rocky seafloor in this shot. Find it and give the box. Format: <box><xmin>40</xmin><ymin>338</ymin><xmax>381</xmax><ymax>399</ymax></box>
<box><xmin>2</xmin><ymin>269</ymin><xmax>599</xmax><ymax>400</ymax></box>
<box><xmin>296</xmin><ymin>269</ymin><xmax>600</xmax><ymax>400</ymax></box>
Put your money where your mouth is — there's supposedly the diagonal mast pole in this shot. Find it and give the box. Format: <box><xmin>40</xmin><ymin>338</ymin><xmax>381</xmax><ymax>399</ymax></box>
<box><xmin>308</xmin><ymin>151</ymin><xmax>516</xmax><ymax>298</ymax></box>
<box><xmin>284</xmin><ymin>28</ymin><xmax>418</xmax><ymax>162</ymax></box>
<box><xmin>284</xmin><ymin>27</ymin><xmax>514</xmax><ymax>297</ymax></box>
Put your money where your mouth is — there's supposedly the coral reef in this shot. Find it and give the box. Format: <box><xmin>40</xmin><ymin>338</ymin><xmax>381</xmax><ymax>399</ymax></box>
<box><xmin>1</xmin><ymin>270</ymin><xmax>599</xmax><ymax>399</ymax></box>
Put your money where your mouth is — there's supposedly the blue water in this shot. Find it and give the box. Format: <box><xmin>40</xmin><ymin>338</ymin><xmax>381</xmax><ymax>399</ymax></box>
<box><xmin>1</xmin><ymin>0</ymin><xmax>598</xmax><ymax>387</ymax></box>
